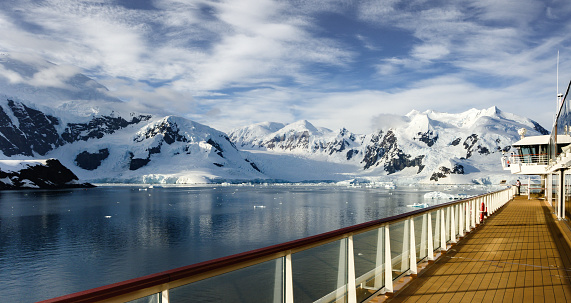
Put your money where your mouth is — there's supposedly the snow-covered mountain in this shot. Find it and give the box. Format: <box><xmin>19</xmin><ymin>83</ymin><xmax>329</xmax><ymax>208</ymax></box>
<box><xmin>0</xmin><ymin>98</ymin><xmax>265</xmax><ymax>183</ymax></box>
<box><xmin>0</xmin><ymin>53</ymin><xmax>549</xmax><ymax>184</ymax></box>
<box><xmin>229</xmin><ymin>106</ymin><xmax>548</xmax><ymax>184</ymax></box>
<box><xmin>0</xmin><ymin>96</ymin><xmax>546</xmax><ymax>184</ymax></box>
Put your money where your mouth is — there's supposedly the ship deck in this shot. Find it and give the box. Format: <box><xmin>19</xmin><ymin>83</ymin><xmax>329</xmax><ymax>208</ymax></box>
<box><xmin>381</xmin><ymin>196</ymin><xmax>571</xmax><ymax>303</ymax></box>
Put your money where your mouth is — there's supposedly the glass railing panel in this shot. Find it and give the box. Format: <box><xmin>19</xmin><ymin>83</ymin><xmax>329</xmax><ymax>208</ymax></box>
<box><xmin>432</xmin><ymin>210</ymin><xmax>440</xmax><ymax>251</ymax></box>
<box><xmin>292</xmin><ymin>239</ymin><xmax>347</xmax><ymax>303</ymax></box>
<box><xmin>389</xmin><ymin>220</ymin><xmax>408</xmax><ymax>280</ymax></box>
<box><xmin>127</xmin><ymin>294</ymin><xmax>160</xmax><ymax>303</ymax></box>
<box><xmin>169</xmin><ymin>258</ymin><xmax>283</xmax><ymax>302</ymax></box>
<box><xmin>353</xmin><ymin>228</ymin><xmax>384</xmax><ymax>302</ymax></box>
<box><xmin>413</xmin><ymin>215</ymin><xmax>426</xmax><ymax>263</ymax></box>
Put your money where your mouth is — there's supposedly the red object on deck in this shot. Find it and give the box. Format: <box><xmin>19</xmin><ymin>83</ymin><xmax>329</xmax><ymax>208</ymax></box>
<box><xmin>480</xmin><ymin>202</ymin><xmax>487</xmax><ymax>221</ymax></box>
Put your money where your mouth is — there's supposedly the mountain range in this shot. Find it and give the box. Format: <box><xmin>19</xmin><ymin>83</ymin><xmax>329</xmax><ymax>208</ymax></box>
<box><xmin>0</xmin><ymin>53</ymin><xmax>548</xmax><ymax>185</ymax></box>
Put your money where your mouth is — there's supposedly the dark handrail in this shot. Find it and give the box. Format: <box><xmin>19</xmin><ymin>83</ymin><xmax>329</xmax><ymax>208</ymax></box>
<box><xmin>39</xmin><ymin>188</ymin><xmax>510</xmax><ymax>303</ymax></box>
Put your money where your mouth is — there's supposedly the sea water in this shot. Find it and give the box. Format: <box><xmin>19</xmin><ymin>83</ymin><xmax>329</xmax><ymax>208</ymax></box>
<box><xmin>0</xmin><ymin>184</ymin><xmax>494</xmax><ymax>302</ymax></box>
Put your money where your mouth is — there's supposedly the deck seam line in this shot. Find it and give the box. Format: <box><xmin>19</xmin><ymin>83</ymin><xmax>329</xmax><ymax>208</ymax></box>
<box><xmin>445</xmin><ymin>256</ymin><xmax>571</xmax><ymax>271</ymax></box>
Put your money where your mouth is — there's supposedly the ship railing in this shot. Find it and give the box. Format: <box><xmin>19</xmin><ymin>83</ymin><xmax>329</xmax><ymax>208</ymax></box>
<box><xmin>40</xmin><ymin>187</ymin><xmax>516</xmax><ymax>303</ymax></box>
<box><xmin>509</xmin><ymin>154</ymin><xmax>549</xmax><ymax>165</ymax></box>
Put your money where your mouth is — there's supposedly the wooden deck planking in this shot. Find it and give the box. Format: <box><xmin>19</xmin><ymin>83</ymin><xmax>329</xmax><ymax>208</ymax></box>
<box><xmin>387</xmin><ymin>196</ymin><xmax>571</xmax><ymax>303</ymax></box>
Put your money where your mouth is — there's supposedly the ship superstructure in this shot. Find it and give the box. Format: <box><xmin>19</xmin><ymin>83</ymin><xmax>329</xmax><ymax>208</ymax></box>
<box><xmin>502</xmin><ymin>80</ymin><xmax>571</xmax><ymax>222</ymax></box>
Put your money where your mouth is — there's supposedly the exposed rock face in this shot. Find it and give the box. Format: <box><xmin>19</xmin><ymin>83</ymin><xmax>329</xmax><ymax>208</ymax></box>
<box><xmin>63</xmin><ymin>114</ymin><xmax>151</xmax><ymax>142</ymax></box>
<box><xmin>532</xmin><ymin>121</ymin><xmax>549</xmax><ymax>135</ymax></box>
<box><xmin>361</xmin><ymin>130</ymin><xmax>425</xmax><ymax>174</ymax></box>
<box><xmin>430</xmin><ymin>164</ymin><xmax>465</xmax><ymax>181</ymax></box>
<box><xmin>133</xmin><ymin>118</ymin><xmax>186</xmax><ymax>144</ymax></box>
<box><xmin>0</xmin><ymin>159</ymin><xmax>94</xmax><ymax>189</ymax></box>
<box><xmin>415</xmin><ymin>130</ymin><xmax>438</xmax><ymax>147</ymax></box>
<box><xmin>0</xmin><ymin>100</ymin><xmax>63</xmax><ymax>156</ymax></box>
<box><xmin>0</xmin><ymin>99</ymin><xmax>151</xmax><ymax>157</ymax></box>
<box><xmin>74</xmin><ymin>149</ymin><xmax>110</xmax><ymax>170</ymax></box>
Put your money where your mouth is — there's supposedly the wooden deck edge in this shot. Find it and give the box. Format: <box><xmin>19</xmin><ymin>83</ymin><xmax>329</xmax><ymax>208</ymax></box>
<box><xmin>545</xmin><ymin>199</ymin><xmax>571</xmax><ymax>250</ymax></box>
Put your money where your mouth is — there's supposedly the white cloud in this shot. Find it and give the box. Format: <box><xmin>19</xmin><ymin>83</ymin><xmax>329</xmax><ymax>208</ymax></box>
<box><xmin>411</xmin><ymin>44</ymin><xmax>450</xmax><ymax>61</ymax></box>
<box><xmin>29</xmin><ymin>65</ymin><xmax>81</xmax><ymax>88</ymax></box>
<box><xmin>100</xmin><ymin>78</ymin><xmax>195</xmax><ymax>114</ymax></box>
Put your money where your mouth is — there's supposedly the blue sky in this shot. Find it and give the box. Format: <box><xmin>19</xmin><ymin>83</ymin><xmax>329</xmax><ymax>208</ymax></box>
<box><xmin>1</xmin><ymin>0</ymin><xmax>571</xmax><ymax>133</ymax></box>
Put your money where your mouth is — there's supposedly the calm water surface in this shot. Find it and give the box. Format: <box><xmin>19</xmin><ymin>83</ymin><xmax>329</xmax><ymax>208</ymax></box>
<box><xmin>0</xmin><ymin>184</ymin><xmax>493</xmax><ymax>302</ymax></box>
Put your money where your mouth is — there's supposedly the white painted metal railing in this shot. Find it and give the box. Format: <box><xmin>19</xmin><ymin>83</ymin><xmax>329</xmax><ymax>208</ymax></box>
<box><xmin>509</xmin><ymin>154</ymin><xmax>549</xmax><ymax>165</ymax></box>
<box><xmin>41</xmin><ymin>187</ymin><xmax>516</xmax><ymax>303</ymax></box>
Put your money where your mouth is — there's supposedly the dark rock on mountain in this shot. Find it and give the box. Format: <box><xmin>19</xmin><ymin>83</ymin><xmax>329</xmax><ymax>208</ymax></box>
<box><xmin>450</xmin><ymin>138</ymin><xmax>461</xmax><ymax>146</ymax></box>
<box><xmin>385</xmin><ymin>153</ymin><xmax>425</xmax><ymax>175</ymax></box>
<box><xmin>0</xmin><ymin>99</ymin><xmax>151</xmax><ymax>158</ymax></box>
<box><xmin>129</xmin><ymin>152</ymin><xmax>151</xmax><ymax>171</ymax></box>
<box><xmin>430</xmin><ymin>164</ymin><xmax>465</xmax><ymax>181</ymax></box>
<box><xmin>245</xmin><ymin>159</ymin><xmax>261</xmax><ymax>172</ymax></box>
<box><xmin>134</xmin><ymin>118</ymin><xmax>186</xmax><ymax>144</ymax></box>
<box><xmin>415</xmin><ymin>130</ymin><xmax>438</xmax><ymax>147</ymax></box>
<box><xmin>0</xmin><ymin>159</ymin><xmax>94</xmax><ymax>189</ymax></box>
<box><xmin>64</xmin><ymin>114</ymin><xmax>151</xmax><ymax>143</ymax></box>
<box><xmin>8</xmin><ymin>100</ymin><xmax>63</xmax><ymax>155</ymax></box>
<box><xmin>75</xmin><ymin>149</ymin><xmax>110</xmax><ymax>170</ymax></box>
<box><xmin>361</xmin><ymin>131</ymin><xmax>384</xmax><ymax>170</ymax></box>
<box><xmin>207</xmin><ymin>138</ymin><xmax>225</xmax><ymax>158</ymax></box>
<box><xmin>346</xmin><ymin>149</ymin><xmax>359</xmax><ymax>160</ymax></box>
<box><xmin>463</xmin><ymin>134</ymin><xmax>480</xmax><ymax>158</ymax></box>
<box><xmin>362</xmin><ymin>130</ymin><xmax>425</xmax><ymax>173</ymax></box>
<box><xmin>532</xmin><ymin>121</ymin><xmax>549</xmax><ymax>135</ymax></box>
<box><xmin>0</xmin><ymin>100</ymin><xmax>63</xmax><ymax>156</ymax></box>
<box><xmin>266</xmin><ymin>131</ymin><xmax>311</xmax><ymax>150</ymax></box>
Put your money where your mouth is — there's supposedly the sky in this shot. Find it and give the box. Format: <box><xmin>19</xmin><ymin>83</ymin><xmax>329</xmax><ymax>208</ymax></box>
<box><xmin>1</xmin><ymin>0</ymin><xmax>571</xmax><ymax>134</ymax></box>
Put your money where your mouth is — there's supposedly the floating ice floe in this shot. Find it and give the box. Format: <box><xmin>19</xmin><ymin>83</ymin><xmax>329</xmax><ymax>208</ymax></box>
<box><xmin>423</xmin><ymin>191</ymin><xmax>469</xmax><ymax>200</ymax></box>
<box><xmin>407</xmin><ymin>203</ymin><xmax>429</xmax><ymax>208</ymax></box>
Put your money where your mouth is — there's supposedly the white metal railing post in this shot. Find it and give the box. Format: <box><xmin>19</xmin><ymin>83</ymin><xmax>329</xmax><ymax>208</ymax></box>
<box><xmin>347</xmin><ymin>236</ymin><xmax>357</xmax><ymax>303</ymax></box>
<box><xmin>476</xmin><ymin>198</ymin><xmax>481</xmax><ymax>225</ymax></box>
<box><xmin>458</xmin><ymin>203</ymin><xmax>465</xmax><ymax>237</ymax></box>
<box><xmin>471</xmin><ymin>199</ymin><xmax>476</xmax><ymax>228</ymax></box>
<box><xmin>409</xmin><ymin>218</ymin><xmax>417</xmax><ymax>275</ymax></box>
<box><xmin>450</xmin><ymin>205</ymin><xmax>456</xmax><ymax>243</ymax></box>
<box><xmin>384</xmin><ymin>225</ymin><xmax>393</xmax><ymax>293</ymax></box>
<box><xmin>440</xmin><ymin>209</ymin><xmax>446</xmax><ymax>250</ymax></box>
<box><xmin>434</xmin><ymin>209</ymin><xmax>440</xmax><ymax>250</ymax></box>
<box><xmin>285</xmin><ymin>253</ymin><xmax>293</xmax><ymax>303</ymax></box>
<box><xmin>374</xmin><ymin>228</ymin><xmax>383</xmax><ymax>289</ymax></box>
<box><xmin>427</xmin><ymin>212</ymin><xmax>434</xmax><ymax>260</ymax></box>
<box><xmin>161</xmin><ymin>289</ymin><xmax>169</xmax><ymax>303</ymax></box>
<box><xmin>465</xmin><ymin>201</ymin><xmax>470</xmax><ymax>233</ymax></box>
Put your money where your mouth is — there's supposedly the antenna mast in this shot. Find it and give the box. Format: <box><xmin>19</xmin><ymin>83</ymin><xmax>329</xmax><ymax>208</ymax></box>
<box><xmin>557</xmin><ymin>50</ymin><xmax>563</xmax><ymax>113</ymax></box>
